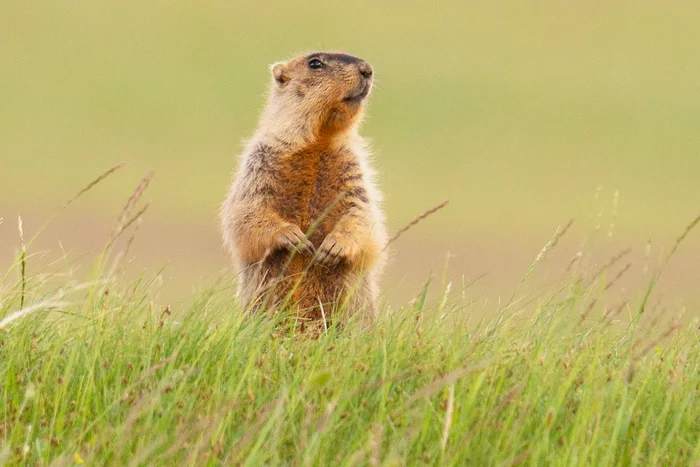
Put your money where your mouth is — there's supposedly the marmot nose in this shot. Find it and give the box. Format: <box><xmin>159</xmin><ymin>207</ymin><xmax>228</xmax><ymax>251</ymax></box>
<box><xmin>358</xmin><ymin>61</ymin><xmax>373</xmax><ymax>80</ymax></box>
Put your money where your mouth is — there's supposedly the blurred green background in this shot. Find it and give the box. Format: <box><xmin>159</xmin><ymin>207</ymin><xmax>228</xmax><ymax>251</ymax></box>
<box><xmin>1</xmin><ymin>1</ymin><xmax>699</xmax><ymax>307</ymax></box>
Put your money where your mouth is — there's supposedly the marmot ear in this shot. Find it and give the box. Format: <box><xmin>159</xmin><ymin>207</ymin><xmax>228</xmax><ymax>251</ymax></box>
<box><xmin>271</xmin><ymin>62</ymin><xmax>290</xmax><ymax>86</ymax></box>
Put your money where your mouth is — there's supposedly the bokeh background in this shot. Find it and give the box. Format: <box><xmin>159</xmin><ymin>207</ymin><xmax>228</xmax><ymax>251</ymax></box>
<box><xmin>2</xmin><ymin>1</ymin><xmax>699</xmax><ymax>309</ymax></box>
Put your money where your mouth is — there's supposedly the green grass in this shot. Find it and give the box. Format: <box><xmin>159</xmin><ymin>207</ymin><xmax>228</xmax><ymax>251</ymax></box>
<box><xmin>1</xmin><ymin>223</ymin><xmax>698</xmax><ymax>466</ymax></box>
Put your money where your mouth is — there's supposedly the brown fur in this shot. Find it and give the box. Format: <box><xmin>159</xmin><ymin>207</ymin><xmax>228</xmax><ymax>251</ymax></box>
<box><xmin>220</xmin><ymin>52</ymin><xmax>387</xmax><ymax>327</ymax></box>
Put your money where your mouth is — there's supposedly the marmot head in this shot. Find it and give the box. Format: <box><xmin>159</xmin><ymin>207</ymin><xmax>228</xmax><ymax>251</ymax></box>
<box><xmin>263</xmin><ymin>52</ymin><xmax>374</xmax><ymax>140</ymax></box>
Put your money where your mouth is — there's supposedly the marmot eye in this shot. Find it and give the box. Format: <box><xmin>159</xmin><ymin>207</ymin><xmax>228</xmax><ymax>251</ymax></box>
<box><xmin>308</xmin><ymin>58</ymin><xmax>324</xmax><ymax>70</ymax></box>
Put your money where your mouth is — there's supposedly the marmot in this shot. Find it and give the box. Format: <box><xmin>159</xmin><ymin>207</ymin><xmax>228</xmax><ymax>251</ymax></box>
<box><xmin>220</xmin><ymin>52</ymin><xmax>387</xmax><ymax>326</ymax></box>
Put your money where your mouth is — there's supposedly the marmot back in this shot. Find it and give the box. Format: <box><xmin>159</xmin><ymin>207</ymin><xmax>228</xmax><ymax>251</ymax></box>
<box><xmin>220</xmin><ymin>52</ymin><xmax>387</xmax><ymax>329</ymax></box>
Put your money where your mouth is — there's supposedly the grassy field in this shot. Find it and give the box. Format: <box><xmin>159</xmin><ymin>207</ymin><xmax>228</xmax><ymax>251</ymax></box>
<box><xmin>1</xmin><ymin>172</ymin><xmax>699</xmax><ymax>465</ymax></box>
<box><xmin>1</xmin><ymin>218</ymin><xmax>699</xmax><ymax>465</ymax></box>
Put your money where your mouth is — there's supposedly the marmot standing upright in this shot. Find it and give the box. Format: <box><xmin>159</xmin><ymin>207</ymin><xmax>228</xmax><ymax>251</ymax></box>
<box><xmin>220</xmin><ymin>52</ymin><xmax>387</xmax><ymax>326</ymax></box>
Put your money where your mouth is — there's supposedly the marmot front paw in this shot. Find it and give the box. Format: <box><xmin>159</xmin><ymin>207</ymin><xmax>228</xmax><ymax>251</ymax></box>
<box><xmin>275</xmin><ymin>224</ymin><xmax>315</xmax><ymax>255</ymax></box>
<box><xmin>316</xmin><ymin>232</ymin><xmax>357</xmax><ymax>266</ymax></box>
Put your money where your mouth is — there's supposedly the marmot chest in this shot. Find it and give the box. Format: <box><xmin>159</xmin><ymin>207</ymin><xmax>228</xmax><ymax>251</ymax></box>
<box><xmin>274</xmin><ymin>148</ymin><xmax>356</xmax><ymax>242</ymax></box>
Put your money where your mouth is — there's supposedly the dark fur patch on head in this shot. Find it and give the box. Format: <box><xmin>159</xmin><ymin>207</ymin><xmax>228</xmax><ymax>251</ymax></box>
<box><xmin>323</xmin><ymin>53</ymin><xmax>361</xmax><ymax>65</ymax></box>
<box><xmin>305</xmin><ymin>52</ymin><xmax>362</xmax><ymax>66</ymax></box>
